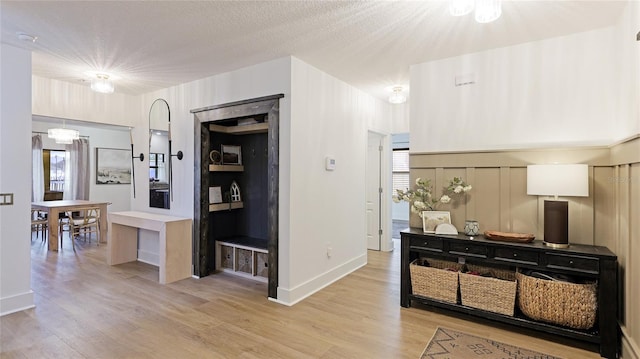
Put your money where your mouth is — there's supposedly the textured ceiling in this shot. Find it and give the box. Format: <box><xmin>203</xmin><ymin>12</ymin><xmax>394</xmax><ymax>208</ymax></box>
<box><xmin>0</xmin><ymin>1</ymin><xmax>629</xmax><ymax>101</ymax></box>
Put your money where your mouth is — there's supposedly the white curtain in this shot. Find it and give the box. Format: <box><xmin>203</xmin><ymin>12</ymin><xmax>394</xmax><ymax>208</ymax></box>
<box><xmin>31</xmin><ymin>135</ymin><xmax>45</xmax><ymax>202</ymax></box>
<box><xmin>63</xmin><ymin>138</ymin><xmax>90</xmax><ymax>200</ymax></box>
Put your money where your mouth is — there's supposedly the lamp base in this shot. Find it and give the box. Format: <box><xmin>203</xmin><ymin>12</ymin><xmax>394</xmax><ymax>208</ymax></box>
<box><xmin>543</xmin><ymin>241</ymin><xmax>570</xmax><ymax>249</ymax></box>
<box><xmin>543</xmin><ymin>200</ymin><xmax>569</xmax><ymax>248</ymax></box>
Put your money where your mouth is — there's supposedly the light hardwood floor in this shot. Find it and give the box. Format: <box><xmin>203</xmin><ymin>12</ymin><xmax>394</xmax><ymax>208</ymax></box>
<box><xmin>1</xmin><ymin>233</ymin><xmax>602</xmax><ymax>358</ymax></box>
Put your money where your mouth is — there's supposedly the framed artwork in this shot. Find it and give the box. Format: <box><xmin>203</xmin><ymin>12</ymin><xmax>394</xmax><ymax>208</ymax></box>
<box><xmin>96</xmin><ymin>147</ymin><xmax>132</xmax><ymax>184</ymax></box>
<box><xmin>209</xmin><ymin>186</ymin><xmax>222</xmax><ymax>204</ymax></box>
<box><xmin>221</xmin><ymin>145</ymin><xmax>242</xmax><ymax>165</ymax></box>
<box><xmin>422</xmin><ymin>211</ymin><xmax>451</xmax><ymax>233</ymax></box>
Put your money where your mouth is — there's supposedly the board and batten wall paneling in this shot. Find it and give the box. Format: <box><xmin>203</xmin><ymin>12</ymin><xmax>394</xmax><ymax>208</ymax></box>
<box><xmin>626</xmin><ymin>163</ymin><xmax>640</xmax><ymax>355</ymax></box>
<box><xmin>409</xmin><ymin>136</ymin><xmax>640</xmax><ymax>359</ymax></box>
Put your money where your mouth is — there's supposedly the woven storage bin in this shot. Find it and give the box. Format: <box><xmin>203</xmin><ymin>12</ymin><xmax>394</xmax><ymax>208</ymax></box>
<box><xmin>516</xmin><ymin>271</ymin><xmax>597</xmax><ymax>329</ymax></box>
<box><xmin>410</xmin><ymin>258</ymin><xmax>463</xmax><ymax>304</ymax></box>
<box><xmin>460</xmin><ymin>264</ymin><xmax>517</xmax><ymax>316</ymax></box>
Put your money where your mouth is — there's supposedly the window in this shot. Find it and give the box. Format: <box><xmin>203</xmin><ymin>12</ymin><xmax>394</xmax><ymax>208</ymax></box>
<box><xmin>149</xmin><ymin>153</ymin><xmax>165</xmax><ymax>180</ymax></box>
<box><xmin>44</xmin><ymin>149</ymin><xmax>66</xmax><ymax>192</ymax></box>
<box><xmin>392</xmin><ymin>149</ymin><xmax>410</xmax><ymax>192</ymax></box>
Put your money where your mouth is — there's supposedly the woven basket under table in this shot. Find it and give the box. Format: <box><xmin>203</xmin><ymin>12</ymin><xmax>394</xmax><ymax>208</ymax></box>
<box><xmin>410</xmin><ymin>258</ymin><xmax>463</xmax><ymax>304</ymax></box>
<box><xmin>459</xmin><ymin>264</ymin><xmax>517</xmax><ymax>316</ymax></box>
<box><xmin>516</xmin><ymin>271</ymin><xmax>597</xmax><ymax>330</ymax></box>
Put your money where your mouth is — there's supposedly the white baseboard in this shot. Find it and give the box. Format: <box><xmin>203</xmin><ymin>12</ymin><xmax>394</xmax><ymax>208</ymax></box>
<box><xmin>274</xmin><ymin>254</ymin><xmax>367</xmax><ymax>306</ymax></box>
<box><xmin>0</xmin><ymin>290</ymin><xmax>35</xmax><ymax>316</ymax></box>
<box><xmin>621</xmin><ymin>325</ymin><xmax>639</xmax><ymax>359</ymax></box>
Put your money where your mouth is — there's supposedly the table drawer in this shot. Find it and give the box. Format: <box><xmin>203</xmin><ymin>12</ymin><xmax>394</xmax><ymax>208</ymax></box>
<box><xmin>494</xmin><ymin>247</ymin><xmax>539</xmax><ymax>266</ymax></box>
<box><xmin>546</xmin><ymin>253</ymin><xmax>599</xmax><ymax>274</ymax></box>
<box><xmin>449</xmin><ymin>241</ymin><xmax>487</xmax><ymax>258</ymax></box>
<box><xmin>409</xmin><ymin>237</ymin><xmax>443</xmax><ymax>253</ymax></box>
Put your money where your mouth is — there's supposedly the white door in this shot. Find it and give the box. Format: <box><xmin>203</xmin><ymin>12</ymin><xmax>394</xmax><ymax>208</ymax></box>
<box><xmin>366</xmin><ymin>132</ymin><xmax>382</xmax><ymax>250</ymax></box>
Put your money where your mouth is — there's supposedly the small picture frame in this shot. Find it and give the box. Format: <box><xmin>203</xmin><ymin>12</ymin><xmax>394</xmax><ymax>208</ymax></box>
<box><xmin>221</xmin><ymin>145</ymin><xmax>242</xmax><ymax>165</ymax></box>
<box><xmin>422</xmin><ymin>211</ymin><xmax>452</xmax><ymax>233</ymax></box>
<box><xmin>209</xmin><ymin>186</ymin><xmax>222</xmax><ymax>204</ymax></box>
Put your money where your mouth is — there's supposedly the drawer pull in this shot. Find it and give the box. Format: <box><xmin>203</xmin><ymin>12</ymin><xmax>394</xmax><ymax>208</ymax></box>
<box><xmin>465</xmin><ymin>247</ymin><xmax>469</xmax><ymax>251</ymax></box>
<box><xmin>569</xmin><ymin>260</ymin><xmax>574</xmax><ymax>265</ymax></box>
<box><xmin>513</xmin><ymin>253</ymin><xmax>518</xmax><ymax>257</ymax></box>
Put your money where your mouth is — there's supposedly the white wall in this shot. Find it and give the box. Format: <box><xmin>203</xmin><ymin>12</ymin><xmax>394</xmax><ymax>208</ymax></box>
<box><xmin>410</xmin><ymin>26</ymin><xmax>627</xmax><ymax>152</ymax></box>
<box><xmin>613</xmin><ymin>0</ymin><xmax>640</xmax><ymax>140</ymax></box>
<box><xmin>32</xmin><ymin>76</ymin><xmax>139</xmax><ymax>128</ymax></box>
<box><xmin>32</xmin><ymin>119</ymin><xmax>133</xmax><ymax>213</ymax></box>
<box><xmin>133</xmin><ymin>57</ymin><xmax>292</xmax><ymax>273</ymax></box>
<box><xmin>135</xmin><ymin>56</ymin><xmax>392</xmax><ymax>304</ymax></box>
<box><xmin>0</xmin><ymin>44</ymin><xmax>34</xmax><ymax>316</ymax></box>
<box><xmin>283</xmin><ymin>57</ymin><xmax>392</xmax><ymax>303</ymax></box>
<box><xmin>391</xmin><ymin>102</ymin><xmax>410</xmax><ymax>134</ymax></box>
<box><xmin>133</xmin><ymin>57</ymin><xmax>292</xmax><ymax>219</ymax></box>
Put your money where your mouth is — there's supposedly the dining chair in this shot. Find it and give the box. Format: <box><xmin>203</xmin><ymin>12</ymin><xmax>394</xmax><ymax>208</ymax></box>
<box><xmin>31</xmin><ymin>209</ymin><xmax>48</xmax><ymax>241</ymax></box>
<box><xmin>64</xmin><ymin>207</ymin><xmax>100</xmax><ymax>251</ymax></box>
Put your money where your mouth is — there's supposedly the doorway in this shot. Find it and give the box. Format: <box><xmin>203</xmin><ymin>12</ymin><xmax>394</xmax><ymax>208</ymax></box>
<box><xmin>366</xmin><ymin>131</ymin><xmax>383</xmax><ymax>250</ymax></box>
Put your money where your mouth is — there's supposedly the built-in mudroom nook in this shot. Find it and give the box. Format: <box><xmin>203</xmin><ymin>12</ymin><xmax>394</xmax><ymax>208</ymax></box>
<box><xmin>191</xmin><ymin>94</ymin><xmax>282</xmax><ymax>299</ymax></box>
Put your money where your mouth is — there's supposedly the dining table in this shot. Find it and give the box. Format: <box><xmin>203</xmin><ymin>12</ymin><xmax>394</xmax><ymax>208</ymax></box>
<box><xmin>31</xmin><ymin>200</ymin><xmax>109</xmax><ymax>251</ymax></box>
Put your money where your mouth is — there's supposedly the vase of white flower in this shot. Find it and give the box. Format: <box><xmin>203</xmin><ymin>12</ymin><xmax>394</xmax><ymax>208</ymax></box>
<box><xmin>393</xmin><ymin>177</ymin><xmax>472</xmax><ymax>218</ymax></box>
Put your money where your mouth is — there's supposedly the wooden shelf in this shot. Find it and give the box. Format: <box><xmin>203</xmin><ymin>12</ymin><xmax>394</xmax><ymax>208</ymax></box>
<box><xmin>209</xmin><ymin>201</ymin><xmax>243</xmax><ymax>212</ymax></box>
<box><xmin>209</xmin><ymin>122</ymin><xmax>268</xmax><ymax>135</ymax></box>
<box><xmin>209</xmin><ymin>164</ymin><xmax>244</xmax><ymax>172</ymax></box>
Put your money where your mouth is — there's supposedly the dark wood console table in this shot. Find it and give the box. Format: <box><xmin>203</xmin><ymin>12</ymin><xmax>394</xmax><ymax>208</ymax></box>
<box><xmin>400</xmin><ymin>228</ymin><xmax>619</xmax><ymax>358</ymax></box>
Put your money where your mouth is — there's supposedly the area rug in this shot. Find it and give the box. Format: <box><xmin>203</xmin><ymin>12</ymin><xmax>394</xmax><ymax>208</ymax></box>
<box><xmin>420</xmin><ymin>327</ymin><xmax>563</xmax><ymax>359</ymax></box>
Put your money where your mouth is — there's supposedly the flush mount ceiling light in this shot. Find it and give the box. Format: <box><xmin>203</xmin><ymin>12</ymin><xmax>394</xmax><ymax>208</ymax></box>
<box><xmin>16</xmin><ymin>32</ymin><xmax>37</xmax><ymax>43</ymax></box>
<box><xmin>47</xmin><ymin>120</ymin><xmax>79</xmax><ymax>144</ymax></box>
<box><xmin>450</xmin><ymin>0</ymin><xmax>502</xmax><ymax>23</ymax></box>
<box><xmin>90</xmin><ymin>73</ymin><xmax>115</xmax><ymax>94</ymax></box>
<box><xmin>388</xmin><ymin>86</ymin><xmax>407</xmax><ymax>104</ymax></box>
<box><xmin>449</xmin><ymin>0</ymin><xmax>474</xmax><ymax>16</ymax></box>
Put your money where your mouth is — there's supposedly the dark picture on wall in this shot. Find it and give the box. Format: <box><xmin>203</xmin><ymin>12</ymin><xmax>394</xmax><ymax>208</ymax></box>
<box><xmin>96</xmin><ymin>147</ymin><xmax>132</xmax><ymax>184</ymax></box>
<box><xmin>221</xmin><ymin>145</ymin><xmax>242</xmax><ymax>165</ymax></box>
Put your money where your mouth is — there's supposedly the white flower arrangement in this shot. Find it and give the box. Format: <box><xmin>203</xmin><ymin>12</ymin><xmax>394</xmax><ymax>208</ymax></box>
<box><xmin>393</xmin><ymin>177</ymin><xmax>472</xmax><ymax>217</ymax></box>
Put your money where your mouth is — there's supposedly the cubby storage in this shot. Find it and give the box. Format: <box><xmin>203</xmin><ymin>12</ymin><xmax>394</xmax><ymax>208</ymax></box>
<box><xmin>215</xmin><ymin>239</ymin><xmax>268</xmax><ymax>282</ymax></box>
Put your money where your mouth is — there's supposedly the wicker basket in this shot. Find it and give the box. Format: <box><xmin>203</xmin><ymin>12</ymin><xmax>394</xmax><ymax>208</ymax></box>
<box><xmin>459</xmin><ymin>264</ymin><xmax>517</xmax><ymax>316</ymax></box>
<box><xmin>516</xmin><ymin>271</ymin><xmax>597</xmax><ymax>329</ymax></box>
<box><xmin>410</xmin><ymin>258</ymin><xmax>463</xmax><ymax>304</ymax></box>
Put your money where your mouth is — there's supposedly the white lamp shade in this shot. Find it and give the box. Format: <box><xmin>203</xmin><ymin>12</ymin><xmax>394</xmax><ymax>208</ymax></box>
<box><xmin>527</xmin><ymin>164</ymin><xmax>589</xmax><ymax>197</ymax></box>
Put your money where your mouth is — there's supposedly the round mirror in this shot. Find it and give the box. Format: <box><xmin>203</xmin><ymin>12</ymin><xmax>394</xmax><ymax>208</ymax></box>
<box><xmin>149</xmin><ymin>99</ymin><xmax>170</xmax><ymax>209</ymax></box>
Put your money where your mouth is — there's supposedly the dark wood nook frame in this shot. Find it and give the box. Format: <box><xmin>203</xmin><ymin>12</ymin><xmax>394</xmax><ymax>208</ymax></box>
<box><xmin>191</xmin><ymin>94</ymin><xmax>283</xmax><ymax>299</ymax></box>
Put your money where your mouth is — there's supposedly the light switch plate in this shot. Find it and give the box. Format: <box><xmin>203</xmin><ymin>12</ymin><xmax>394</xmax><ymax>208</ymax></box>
<box><xmin>0</xmin><ymin>193</ymin><xmax>14</xmax><ymax>206</ymax></box>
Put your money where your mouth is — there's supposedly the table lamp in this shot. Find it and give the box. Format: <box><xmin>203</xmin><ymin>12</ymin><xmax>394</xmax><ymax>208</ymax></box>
<box><xmin>526</xmin><ymin>164</ymin><xmax>589</xmax><ymax>248</ymax></box>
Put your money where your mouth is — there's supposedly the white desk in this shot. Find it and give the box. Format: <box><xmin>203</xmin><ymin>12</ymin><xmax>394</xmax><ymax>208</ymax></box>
<box><xmin>108</xmin><ymin>211</ymin><xmax>192</xmax><ymax>284</ymax></box>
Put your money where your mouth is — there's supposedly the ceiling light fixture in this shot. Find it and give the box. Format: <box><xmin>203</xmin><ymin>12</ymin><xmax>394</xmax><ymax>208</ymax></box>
<box><xmin>450</xmin><ymin>0</ymin><xmax>502</xmax><ymax>23</ymax></box>
<box><xmin>449</xmin><ymin>0</ymin><xmax>474</xmax><ymax>16</ymax></box>
<box><xmin>91</xmin><ymin>73</ymin><xmax>115</xmax><ymax>94</ymax></box>
<box><xmin>47</xmin><ymin>120</ymin><xmax>79</xmax><ymax>144</ymax></box>
<box><xmin>16</xmin><ymin>32</ymin><xmax>37</xmax><ymax>43</ymax></box>
<box><xmin>388</xmin><ymin>86</ymin><xmax>407</xmax><ymax>104</ymax></box>
<box><xmin>475</xmin><ymin>0</ymin><xmax>502</xmax><ymax>23</ymax></box>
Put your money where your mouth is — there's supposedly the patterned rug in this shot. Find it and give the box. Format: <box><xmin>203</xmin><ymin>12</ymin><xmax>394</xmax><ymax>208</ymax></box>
<box><xmin>420</xmin><ymin>327</ymin><xmax>562</xmax><ymax>359</ymax></box>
